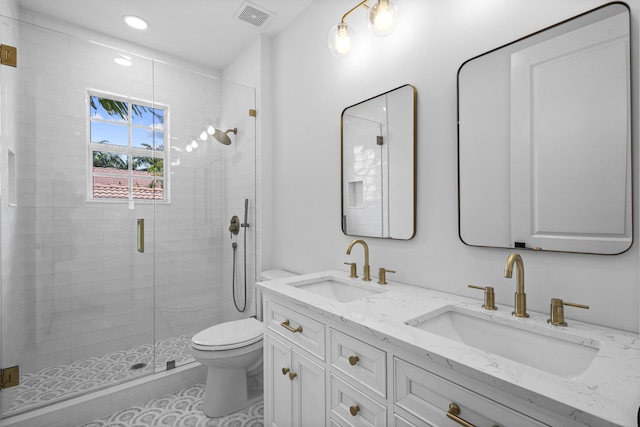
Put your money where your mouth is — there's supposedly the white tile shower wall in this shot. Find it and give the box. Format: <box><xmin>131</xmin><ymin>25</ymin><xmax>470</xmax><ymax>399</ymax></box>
<box><xmin>221</xmin><ymin>81</ymin><xmax>257</xmax><ymax>321</ymax></box>
<box><xmin>1</xmin><ymin>19</ymin><xmax>27</xmax><ymax>379</ymax></box>
<box><xmin>1</xmin><ymin>19</ymin><xmax>233</xmax><ymax>376</ymax></box>
<box><xmin>0</xmin><ymin>2</ymin><xmax>21</xmax><ymax>379</ymax></box>
<box><xmin>342</xmin><ymin>117</ymin><xmax>384</xmax><ymax>237</ymax></box>
<box><xmin>152</xmin><ymin>61</ymin><xmax>228</xmax><ymax>341</ymax></box>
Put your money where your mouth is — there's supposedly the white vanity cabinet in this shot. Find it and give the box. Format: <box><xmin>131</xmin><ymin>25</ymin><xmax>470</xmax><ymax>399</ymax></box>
<box><xmin>329</xmin><ymin>329</ymin><xmax>388</xmax><ymax>426</ymax></box>
<box><xmin>265</xmin><ymin>334</ymin><xmax>325</xmax><ymax>426</ymax></box>
<box><xmin>262</xmin><ymin>292</ymin><xmax>599</xmax><ymax>427</ymax></box>
<box><xmin>393</xmin><ymin>357</ymin><xmax>546</xmax><ymax>427</ymax></box>
<box><xmin>264</xmin><ymin>299</ymin><xmax>326</xmax><ymax>427</ymax></box>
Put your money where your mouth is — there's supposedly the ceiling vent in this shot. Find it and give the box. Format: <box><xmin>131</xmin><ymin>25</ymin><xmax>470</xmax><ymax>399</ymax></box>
<box><xmin>234</xmin><ymin>2</ymin><xmax>275</xmax><ymax>28</ymax></box>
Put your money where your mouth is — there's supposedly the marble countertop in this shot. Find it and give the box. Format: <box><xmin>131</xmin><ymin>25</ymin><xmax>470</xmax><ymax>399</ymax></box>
<box><xmin>257</xmin><ymin>270</ymin><xmax>640</xmax><ymax>427</ymax></box>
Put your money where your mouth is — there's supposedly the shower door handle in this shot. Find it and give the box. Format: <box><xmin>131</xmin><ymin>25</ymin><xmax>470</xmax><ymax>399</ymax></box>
<box><xmin>137</xmin><ymin>219</ymin><xmax>144</xmax><ymax>253</ymax></box>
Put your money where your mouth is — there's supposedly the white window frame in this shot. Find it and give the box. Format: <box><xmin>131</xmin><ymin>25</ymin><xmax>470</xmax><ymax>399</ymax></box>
<box><xmin>87</xmin><ymin>90</ymin><xmax>170</xmax><ymax>203</ymax></box>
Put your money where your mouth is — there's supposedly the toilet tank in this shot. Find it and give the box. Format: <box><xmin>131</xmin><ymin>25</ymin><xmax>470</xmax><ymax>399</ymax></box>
<box><xmin>256</xmin><ymin>269</ymin><xmax>297</xmax><ymax>321</ymax></box>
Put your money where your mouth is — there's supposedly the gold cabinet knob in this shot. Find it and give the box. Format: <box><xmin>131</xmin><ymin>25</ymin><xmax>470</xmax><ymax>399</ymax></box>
<box><xmin>281</xmin><ymin>367</ymin><xmax>290</xmax><ymax>375</ymax></box>
<box><xmin>288</xmin><ymin>372</ymin><xmax>297</xmax><ymax>380</ymax></box>
<box><xmin>348</xmin><ymin>355</ymin><xmax>359</xmax><ymax>366</ymax></box>
<box><xmin>349</xmin><ymin>405</ymin><xmax>360</xmax><ymax>416</ymax></box>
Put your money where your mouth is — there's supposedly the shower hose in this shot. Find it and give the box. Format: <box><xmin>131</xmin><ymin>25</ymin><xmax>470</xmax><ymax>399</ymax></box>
<box><xmin>232</xmin><ymin>198</ymin><xmax>249</xmax><ymax>312</ymax></box>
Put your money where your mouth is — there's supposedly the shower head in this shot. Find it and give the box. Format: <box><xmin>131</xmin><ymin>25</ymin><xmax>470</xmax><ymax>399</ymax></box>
<box><xmin>212</xmin><ymin>128</ymin><xmax>237</xmax><ymax>145</ymax></box>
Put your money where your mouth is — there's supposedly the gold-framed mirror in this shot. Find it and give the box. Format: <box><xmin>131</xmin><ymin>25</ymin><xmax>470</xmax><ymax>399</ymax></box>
<box><xmin>341</xmin><ymin>84</ymin><xmax>417</xmax><ymax>240</ymax></box>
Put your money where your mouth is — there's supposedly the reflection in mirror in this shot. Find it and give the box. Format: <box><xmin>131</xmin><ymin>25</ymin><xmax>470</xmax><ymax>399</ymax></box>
<box><xmin>458</xmin><ymin>3</ymin><xmax>631</xmax><ymax>254</ymax></box>
<box><xmin>341</xmin><ymin>84</ymin><xmax>416</xmax><ymax>239</ymax></box>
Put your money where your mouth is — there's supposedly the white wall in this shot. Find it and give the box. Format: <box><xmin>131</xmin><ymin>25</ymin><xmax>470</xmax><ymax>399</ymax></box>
<box><xmin>269</xmin><ymin>0</ymin><xmax>640</xmax><ymax>332</ymax></box>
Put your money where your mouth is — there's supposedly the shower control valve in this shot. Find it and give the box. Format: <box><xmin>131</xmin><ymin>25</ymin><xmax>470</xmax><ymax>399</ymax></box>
<box><xmin>229</xmin><ymin>215</ymin><xmax>240</xmax><ymax>238</ymax></box>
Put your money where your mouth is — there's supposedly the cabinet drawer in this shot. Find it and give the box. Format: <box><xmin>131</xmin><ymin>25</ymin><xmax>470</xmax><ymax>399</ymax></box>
<box><xmin>331</xmin><ymin>375</ymin><xmax>387</xmax><ymax>427</ymax></box>
<box><xmin>393</xmin><ymin>413</ymin><xmax>420</xmax><ymax>427</ymax></box>
<box><xmin>265</xmin><ymin>299</ymin><xmax>325</xmax><ymax>359</ymax></box>
<box><xmin>394</xmin><ymin>358</ymin><xmax>545</xmax><ymax>427</ymax></box>
<box><xmin>330</xmin><ymin>328</ymin><xmax>386</xmax><ymax>398</ymax></box>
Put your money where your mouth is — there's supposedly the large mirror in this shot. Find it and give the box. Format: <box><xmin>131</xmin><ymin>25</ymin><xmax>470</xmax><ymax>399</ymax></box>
<box><xmin>458</xmin><ymin>3</ymin><xmax>632</xmax><ymax>255</ymax></box>
<box><xmin>341</xmin><ymin>84</ymin><xmax>417</xmax><ymax>239</ymax></box>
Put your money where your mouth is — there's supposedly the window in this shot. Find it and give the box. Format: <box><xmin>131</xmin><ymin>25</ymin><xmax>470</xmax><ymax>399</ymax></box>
<box><xmin>89</xmin><ymin>92</ymin><xmax>167</xmax><ymax>201</ymax></box>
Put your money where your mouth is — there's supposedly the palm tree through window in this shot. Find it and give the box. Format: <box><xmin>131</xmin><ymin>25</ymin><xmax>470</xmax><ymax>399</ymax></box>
<box><xmin>89</xmin><ymin>93</ymin><xmax>167</xmax><ymax>201</ymax></box>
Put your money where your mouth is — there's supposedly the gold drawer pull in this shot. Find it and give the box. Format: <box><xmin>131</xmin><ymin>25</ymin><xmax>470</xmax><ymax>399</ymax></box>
<box><xmin>446</xmin><ymin>403</ymin><xmax>476</xmax><ymax>427</ymax></box>
<box><xmin>349</xmin><ymin>405</ymin><xmax>360</xmax><ymax>416</ymax></box>
<box><xmin>280</xmin><ymin>319</ymin><xmax>303</xmax><ymax>333</ymax></box>
<box><xmin>288</xmin><ymin>372</ymin><xmax>297</xmax><ymax>380</ymax></box>
<box><xmin>282</xmin><ymin>367</ymin><xmax>290</xmax><ymax>375</ymax></box>
<box><xmin>348</xmin><ymin>355</ymin><xmax>359</xmax><ymax>366</ymax></box>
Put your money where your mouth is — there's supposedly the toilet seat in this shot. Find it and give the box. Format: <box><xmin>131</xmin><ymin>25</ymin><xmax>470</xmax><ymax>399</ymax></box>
<box><xmin>192</xmin><ymin>317</ymin><xmax>264</xmax><ymax>351</ymax></box>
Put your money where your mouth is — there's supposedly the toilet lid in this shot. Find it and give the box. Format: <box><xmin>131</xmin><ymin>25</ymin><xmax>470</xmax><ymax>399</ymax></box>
<box><xmin>192</xmin><ymin>317</ymin><xmax>264</xmax><ymax>350</ymax></box>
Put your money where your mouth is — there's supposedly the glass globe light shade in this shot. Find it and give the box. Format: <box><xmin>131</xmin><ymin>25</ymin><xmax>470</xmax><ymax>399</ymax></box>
<box><xmin>368</xmin><ymin>0</ymin><xmax>399</xmax><ymax>36</ymax></box>
<box><xmin>199</xmin><ymin>130</ymin><xmax>208</xmax><ymax>141</ymax></box>
<box><xmin>206</xmin><ymin>125</ymin><xmax>216</xmax><ymax>136</ymax></box>
<box><xmin>190</xmin><ymin>139</ymin><xmax>198</xmax><ymax>149</ymax></box>
<box><xmin>328</xmin><ymin>23</ymin><xmax>355</xmax><ymax>57</ymax></box>
<box><xmin>186</xmin><ymin>144</ymin><xmax>193</xmax><ymax>153</ymax></box>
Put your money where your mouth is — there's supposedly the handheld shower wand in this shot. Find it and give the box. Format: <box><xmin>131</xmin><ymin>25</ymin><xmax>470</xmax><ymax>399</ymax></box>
<box><xmin>241</xmin><ymin>198</ymin><xmax>249</xmax><ymax>229</ymax></box>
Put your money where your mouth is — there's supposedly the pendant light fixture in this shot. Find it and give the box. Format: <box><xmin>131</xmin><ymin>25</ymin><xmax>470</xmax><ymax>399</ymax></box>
<box><xmin>328</xmin><ymin>0</ymin><xmax>399</xmax><ymax>57</ymax></box>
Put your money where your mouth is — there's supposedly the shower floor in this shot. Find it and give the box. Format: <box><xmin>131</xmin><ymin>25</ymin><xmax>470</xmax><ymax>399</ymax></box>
<box><xmin>2</xmin><ymin>334</ymin><xmax>194</xmax><ymax>417</ymax></box>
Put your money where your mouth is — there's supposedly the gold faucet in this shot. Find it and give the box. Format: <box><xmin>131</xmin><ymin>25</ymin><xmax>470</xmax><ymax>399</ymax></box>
<box><xmin>504</xmin><ymin>253</ymin><xmax>529</xmax><ymax>318</ymax></box>
<box><xmin>346</xmin><ymin>239</ymin><xmax>371</xmax><ymax>281</ymax></box>
<box><xmin>548</xmin><ymin>298</ymin><xmax>589</xmax><ymax>326</ymax></box>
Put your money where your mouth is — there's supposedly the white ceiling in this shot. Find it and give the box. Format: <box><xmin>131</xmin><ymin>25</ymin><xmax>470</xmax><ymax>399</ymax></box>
<box><xmin>16</xmin><ymin>0</ymin><xmax>315</xmax><ymax>70</ymax></box>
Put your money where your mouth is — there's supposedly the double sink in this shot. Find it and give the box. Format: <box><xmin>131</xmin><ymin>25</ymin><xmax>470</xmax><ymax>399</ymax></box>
<box><xmin>284</xmin><ymin>275</ymin><xmax>600</xmax><ymax>378</ymax></box>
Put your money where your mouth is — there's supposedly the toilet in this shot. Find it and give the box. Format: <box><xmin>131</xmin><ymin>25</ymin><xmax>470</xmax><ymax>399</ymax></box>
<box><xmin>190</xmin><ymin>317</ymin><xmax>264</xmax><ymax>417</ymax></box>
<box><xmin>190</xmin><ymin>269</ymin><xmax>296</xmax><ymax>418</ymax></box>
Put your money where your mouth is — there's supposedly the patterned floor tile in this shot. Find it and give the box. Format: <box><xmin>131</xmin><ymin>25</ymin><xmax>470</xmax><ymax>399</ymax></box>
<box><xmin>78</xmin><ymin>383</ymin><xmax>263</xmax><ymax>427</ymax></box>
<box><xmin>3</xmin><ymin>335</ymin><xmax>194</xmax><ymax>416</ymax></box>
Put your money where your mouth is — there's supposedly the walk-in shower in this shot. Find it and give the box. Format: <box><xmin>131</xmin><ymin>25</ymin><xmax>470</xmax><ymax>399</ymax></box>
<box><xmin>0</xmin><ymin>10</ymin><xmax>257</xmax><ymax>425</ymax></box>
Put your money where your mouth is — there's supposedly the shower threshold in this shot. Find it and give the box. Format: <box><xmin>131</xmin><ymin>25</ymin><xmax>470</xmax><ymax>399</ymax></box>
<box><xmin>2</xmin><ymin>334</ymin><xmax>194</xmax><ymax>417</ymax></box>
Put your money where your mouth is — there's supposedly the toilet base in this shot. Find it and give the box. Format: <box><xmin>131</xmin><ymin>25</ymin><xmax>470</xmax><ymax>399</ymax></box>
<box><xmin>203</xmin><ymin>366</ymin><xmax>250</xmax><ymax>417</ymax></box>
<box><xmin>202</xmin><ymin>369</ymin><xmax>263</xmax><ymax>418</ymax></box>
<box><xmin>190</xmin><ymin>319</ymin><xmax>264</xmax><ymax>418</ymax></box>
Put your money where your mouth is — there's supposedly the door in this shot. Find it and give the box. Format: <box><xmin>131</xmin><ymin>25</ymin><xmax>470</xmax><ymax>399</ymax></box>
<box><xmin>510</xmin><ymin>11</ymin><xmax>631</xmax><ymax>253</ymax></box>
<box><xmin>265</xmin><ymin>333</ymin><xmax>326</xmax><ymax>427</ymax></box>
<box><xmin>0</xmin><ymin>18</ymin><xmax>157</xmax><ymax>417</ymax></box>
<box><xmin>292</xmin><ymin>350</ymin><xmax>325</xmax><ymax>426</ymax></box>
<box><xmin>265</xmin><ymin>334</ymin><xmax>294</xmax><ymax>426</ymax></box>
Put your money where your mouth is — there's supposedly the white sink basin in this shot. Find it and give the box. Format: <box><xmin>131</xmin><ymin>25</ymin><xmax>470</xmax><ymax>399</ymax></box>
<box><xmin>286</xmin><ymin>276</ymin><xmax>387</xmax><ymax>303</ymax></box>
<box><xmin>406</xmin><ymin>306</ymin><xmax>600</xmax><ymax>377</ymax></box>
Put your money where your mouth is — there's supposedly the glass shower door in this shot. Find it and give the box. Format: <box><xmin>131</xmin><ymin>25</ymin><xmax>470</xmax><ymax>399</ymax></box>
<box><xmin>151</xmin><ymin>62</ymin><xmax>257</xmax><ymax>369</ymax></box>
<box><xmin>0</xmin><ymin>17</ymin><xmax>157</xmax><ymax>417</ymax></box>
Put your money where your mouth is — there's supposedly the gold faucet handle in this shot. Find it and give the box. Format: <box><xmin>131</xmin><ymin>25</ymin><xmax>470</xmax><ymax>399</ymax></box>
<box><xmin>468</xmin><ymin>285</ymin><xmax>497</xmax><ymax>310</ymax></box>
<box><xmin>548</xmin><ymin>298</ymin><xmax>589</xmax><ymax>326</ymax></box>
<box><xmin>377</xmin><ymin>268</ymin><xmax>396</xmax><ymax>285</ymax></box>
<box><xmin>344</xmin><ymin>262</ymin><xmax>358</xmax><ymax>278</ymax></box>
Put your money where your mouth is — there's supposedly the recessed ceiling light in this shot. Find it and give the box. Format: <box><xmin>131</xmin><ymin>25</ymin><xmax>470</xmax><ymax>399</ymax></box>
<box><xmin>123</xmin><ymin>15</ymin><xmax>149</xmax><ymax>30</ymax></box>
